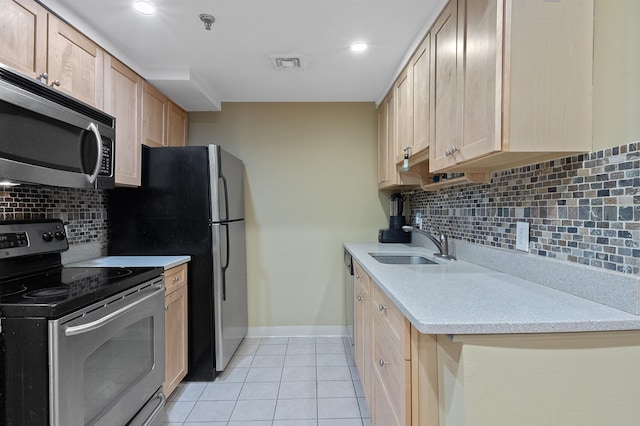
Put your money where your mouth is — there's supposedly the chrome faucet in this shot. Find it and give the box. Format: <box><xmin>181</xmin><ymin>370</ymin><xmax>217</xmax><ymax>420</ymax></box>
<box><xmin>402</xmin><ymin>225</ymin><xmax>455</xmax><ymax>260</ymax></box>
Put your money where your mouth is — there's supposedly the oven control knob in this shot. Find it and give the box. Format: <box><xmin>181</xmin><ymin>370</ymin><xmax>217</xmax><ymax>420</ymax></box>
<box><xmin>54</xmin><ymin>231</ymin><xmax>66</xmax><ymax>241</ymax></box>
<box><xmin>42</xmin><ymin>232</ymin><xmax>54</xmax><ymax>242</ymax></box>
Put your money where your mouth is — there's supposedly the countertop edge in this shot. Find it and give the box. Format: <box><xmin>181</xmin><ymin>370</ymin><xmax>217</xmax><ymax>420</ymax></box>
<box><xmin>67</xmin><ymin>255</ymin><xmax>192</xmax><ymax>270</ymax></box>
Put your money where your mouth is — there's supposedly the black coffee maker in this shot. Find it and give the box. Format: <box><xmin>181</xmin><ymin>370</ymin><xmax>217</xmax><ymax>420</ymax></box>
<box><xmin>378</xmin><ymin>192</ymin><xmax>411</xmax><ymax>243</ymax></box>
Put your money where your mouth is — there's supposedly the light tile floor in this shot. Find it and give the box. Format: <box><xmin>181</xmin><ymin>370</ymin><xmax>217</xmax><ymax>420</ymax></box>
<box><xmin>163</xmin><ymin>336</ymin><xmax>371</xmax><ymax>426</ymax></box>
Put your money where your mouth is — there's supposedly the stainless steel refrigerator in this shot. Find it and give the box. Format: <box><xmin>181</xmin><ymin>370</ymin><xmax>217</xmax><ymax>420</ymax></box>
<box><xmin>109</xmin><ymin>144</ymin><xmax>248</xmax><ymax>380</ymax></box>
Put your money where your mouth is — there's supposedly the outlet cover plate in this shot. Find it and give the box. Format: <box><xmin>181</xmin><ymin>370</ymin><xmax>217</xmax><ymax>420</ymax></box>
<box><xmin>516</xmin><ymin>221</ymin><xmax>530</xmax><ymax>252</ymax></box>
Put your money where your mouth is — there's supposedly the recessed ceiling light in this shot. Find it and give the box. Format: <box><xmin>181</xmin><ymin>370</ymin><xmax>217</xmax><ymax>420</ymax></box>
<box><xmin>350</xmin><ymin>41</ymin><xmax>368</xmax><ymax>53</ymax></box>
<box><xmin>133</xmin><ymin>0</ymin><xmax>156</xmax><ymax>16</ymax></box>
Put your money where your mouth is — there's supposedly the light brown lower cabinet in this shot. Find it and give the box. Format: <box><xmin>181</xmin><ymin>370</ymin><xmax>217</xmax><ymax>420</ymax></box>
<box><xmin>163</xmin><ymin>264</ymin><xmax>188</xmax><ymax>397</ymax></box>
<box><xmin>352</xmin><ymin>258</ymin><xmax>640</xmax><ymax>426</ymax></box>
<box><xmin>353</xmin><ymin>259</ymin><xmax>437</xmax><ymax>426</ymax></box>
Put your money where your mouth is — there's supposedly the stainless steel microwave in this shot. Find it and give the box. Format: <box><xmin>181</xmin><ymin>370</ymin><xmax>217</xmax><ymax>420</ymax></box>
<box><xmin>0</xmin><ymin>63</ymin><xmax>115</xmax><ymax>189</ymax></box>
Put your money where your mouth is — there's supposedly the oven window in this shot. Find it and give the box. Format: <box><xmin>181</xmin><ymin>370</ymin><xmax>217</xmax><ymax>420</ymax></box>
<box><xmin>84</xmin><ymin>317</ymin><xmax>154</xmax><ymax>425</ymax></box>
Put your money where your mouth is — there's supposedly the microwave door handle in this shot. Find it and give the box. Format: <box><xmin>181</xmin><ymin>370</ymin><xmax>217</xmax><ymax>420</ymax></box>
<box><xmin>86</xmin><ymin>122</ymin><xmax>103</xmax><ymax>184</ymax></box>
<box><xmin>63</xmin><ymin>285</ymin><xmax>163</xmax><ymax>336</ymax></box>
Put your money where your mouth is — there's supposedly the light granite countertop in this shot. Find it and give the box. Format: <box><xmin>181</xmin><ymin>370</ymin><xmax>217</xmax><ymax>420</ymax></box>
<box><xmin>68</xmin><ymin>255</ymin><xmax>191</xmax><ymax>270</ymax></box>
<box><xmin>344</xmin><ymin>242</ymin><xmax>640</xmax><ymax>335</ymax></box>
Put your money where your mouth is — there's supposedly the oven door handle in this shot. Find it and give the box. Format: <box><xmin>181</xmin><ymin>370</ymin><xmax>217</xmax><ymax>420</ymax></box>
<box><xmin>63</xmin><ymin>285</ymin><xmax>164</xmax><ymax>337</ymax></box>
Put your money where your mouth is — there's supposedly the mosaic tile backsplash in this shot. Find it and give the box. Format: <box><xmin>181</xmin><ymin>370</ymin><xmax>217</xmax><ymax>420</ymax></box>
<box><xmin>0</xmin><ymin>185</ymin><xmax>109</xmax><ymax>247</ymax></box>
<box><xmin>409</xmin><ymin>142</ymin><xmax>640</xmax><ymax>275</ymax></box>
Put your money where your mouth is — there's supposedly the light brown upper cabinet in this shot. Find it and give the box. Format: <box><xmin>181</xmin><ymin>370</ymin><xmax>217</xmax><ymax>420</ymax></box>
<box><xmin>429</xmin><ymin>0</ymin><xmax>460</xmax><ymax>172</ymax></box>
<box><xmin>1</xmin><ymin>0</ymin><xmax>104</xmax><ymax>108</ymax></box>
<box><xmin>104</xmin><ymin>55</ymin><xmax>143</xmax><ymax>187</ymax></box>
<box><xmin>429</xmin><ymin>0</ymin><xmax>593</xmax><ymax>173</ymax></box>
<box><xmin>394</xmin><ymin>67</ymin><xmax>413</xmax><ymax>164</ymax></box>
<box><xmin>167</xmin><ymin>100</ymin><xmax>188</xmax><ymax>147</ymax></box>
<box><xmin>143</xmin><ymin>83</ymin><xmax>168</xmax><ymax>148</ymax></box>
<box><xmin>143</xmin><ymin>83</ymin><xmax>188</xmax><ymax>148</ymax></box>
<box><xmin>411</xmin><ymin>34</ymin><xmax>431</xmax><ymax>160</ymax></box>
<box><xmin>0</xmin><ymin>0</ymin><xmax>47</xmax><ymax>78</ymax></box>
<box><xmin>47</xmin><ymin>15</ymin><xmax>104</xmax><ymax>108</ymax></box>
<box><xmin>378</xmin><ymin>92</ymin><xmax>398</xmax><ymax>189</ymax></box>
<box><xmin>378</xmin><ymin>91</ymin><xmax>421</xmax><ymax>191</ymax></box>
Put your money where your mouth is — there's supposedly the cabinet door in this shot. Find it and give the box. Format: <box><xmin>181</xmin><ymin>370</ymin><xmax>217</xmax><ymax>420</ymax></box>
<box><xmin>429</xmin><ymin>0</ymin><xmax>460</xmax><ymax>172</ymax></box>
<box><xmin>167</xmin><ymin>101</ymin><xmax>188</xmax><ymax>147</ymax></box>
<box><xmin>0</xmin><ymin>0</ymin><xmax>47</xmax><ymax>78</ymax></box>
<box><xmin>104</xmin><ymin>55</ymin><xmax>143</xmax><ymax>187</ymax></box>
<box><xmin>47</xmin><ymin>15</ymin><xmax>104</xmax><ymax>108</ymax></box>
<box><xmin>412</xmin><ymin>33</ymin><xmax>431</xmax><ymax>155</ymax></box>
<box><xmin>395</xmin><ymin>67</ymin><xmax>413</xmax><ymax>163</ymax></box>
<box><xmin>459</xmin><ymin>0</ymin><xmax>502</xmax><ymax>162</ymax></box>
<box><xmin>164</xmin><ymin>283</ymin><xmax>188</xmax><ymax>397</ymax></box>
<box><xmin>377</xmin><ymin>94</ymin><xmax>398</xmax><ymax>189</ymax></box>
<box><xmin>353</xmin><ymin>262</ymin><xmax>372</xmax><ymax>402</ymax></box>
<box><xmin>143</xmin><ymin>83</ymin><xmax>168</xmax><ymax>147</ymax></box>
<box><xmin>378</xmin><ymin>93</ymin><xmax>403</xmax><ymax>189</ymax></box>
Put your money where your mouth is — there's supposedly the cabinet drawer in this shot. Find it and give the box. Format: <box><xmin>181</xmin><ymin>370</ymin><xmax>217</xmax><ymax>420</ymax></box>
<box><xmin>164</xmin><ymin>263</ymin><xmax>187</xmax><ymax>295</ymax></box>
<box><xmin>353</xmin><ymin>262</ymin><xmax>370</xmax><ymax>289</ymax></box>
<box><xmin>373</xmin><ymin>313</ymin><xmax>411</xmax><ymax>426</ymax></box>
<box><xmin>373</xmin><ymin>283</ymin><xmax>411</xmax><ymax>359</ymax></box>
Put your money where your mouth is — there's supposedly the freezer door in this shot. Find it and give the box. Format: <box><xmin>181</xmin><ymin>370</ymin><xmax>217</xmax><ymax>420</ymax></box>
<box><xmin>209</xmin><ymin>145</ymin><xmax>245</xmax><ymax>222</ymax></box>
<box><xmin>212</xmin><ymin>221</ymin><xmax>248</xmax><ymax>371</ymax></box>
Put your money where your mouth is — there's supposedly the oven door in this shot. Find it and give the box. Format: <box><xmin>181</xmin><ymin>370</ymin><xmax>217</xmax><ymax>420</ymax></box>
<box><xmin>48</xmin><ymin>279</ymin><xmax>165</xmax><ymax>426</ymax></box>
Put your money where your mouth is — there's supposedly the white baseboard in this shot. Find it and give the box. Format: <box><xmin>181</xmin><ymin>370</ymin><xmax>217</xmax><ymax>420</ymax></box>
<box><xmin>247</xmin><ymin>326</ymin><xmax>347</xmax><ymax>338</ymax></box>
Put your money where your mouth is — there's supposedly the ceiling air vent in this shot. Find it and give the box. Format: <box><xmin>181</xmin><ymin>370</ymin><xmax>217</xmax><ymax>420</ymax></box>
<box><xmin>270</xmin><ymin>55</ymin><xmax>305</xmax><ymax>71</ymax></box>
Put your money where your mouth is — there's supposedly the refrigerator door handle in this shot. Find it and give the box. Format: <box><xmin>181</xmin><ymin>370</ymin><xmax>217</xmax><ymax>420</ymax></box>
<box><xmin>221</xmin><ymin>223</ymin><xmax>230</xmax><ymax>301</ymax></box>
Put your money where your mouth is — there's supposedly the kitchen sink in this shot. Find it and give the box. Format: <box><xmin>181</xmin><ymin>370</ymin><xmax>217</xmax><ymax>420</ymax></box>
<box><xmin>369</xmin><ymin>253</ymin><xmax>438</xmax><ymax>265</ymax></box>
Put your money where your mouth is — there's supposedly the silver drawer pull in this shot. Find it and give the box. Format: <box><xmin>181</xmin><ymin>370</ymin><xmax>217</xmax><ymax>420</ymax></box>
<box><xmin>356</xmin><ymin>294</ymin><xmax>363</xmax><ymax>302</ymax></box>
<box><xmin>378</xmin><ymin>304</ymin><xmax>387</xmax><ymax>312</ymax></box>
<box><xmin>174</xmin><ymin>276</ymin><xmax>180</xmax><ymax>282</ymax></box>
<box><xmin>355</xmin><ymin>274</ymin><xmax>361</xmax><ymax>279</ymax></box>
<box><xmin>379</xmin><ymin>359</ymin><xmax>389</xmax><ymax>367</ymax></box>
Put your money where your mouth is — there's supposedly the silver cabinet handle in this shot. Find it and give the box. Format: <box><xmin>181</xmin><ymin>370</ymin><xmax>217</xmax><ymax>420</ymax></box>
<box><xmin>38</xmin><ymin>72</ymin><xmax>48</xmax><ymax>83</ymax></box>
<box><xmin>174</xmin><ymin>276</ymin><xmax>180</xmax><ymax>282</ymax></box>
<box><xmin>356</xmin><ymin>294</ymin><xmax>363</xmax><ymax>302</ymax></box>
<box><xmin>86</xmin><ymin>122</ymin><xmax>103</xmax><ymax>184</ymax></box>
<box><xmin>379</xmin><ymin>359</ymin><xmax>389</xmax><ymax>367</ymax></box>
<box><xmin>50</xmin><ymin>79</ymin><xmax>60</xmax><ymax>87</ymax></box>
<box><xmin>378</xmin><ymin>304</ymin><xmax>387</xmax><ymax>312</ymax></box>
<box><xmin>355</xmin><ymin>274</ymin><xmax>361</xmax><ymax>280</ymax></box>
<box><xmin>165</xmin><ymin>305</ymin><xmax>169</xmax><ymax>311</ymax></box>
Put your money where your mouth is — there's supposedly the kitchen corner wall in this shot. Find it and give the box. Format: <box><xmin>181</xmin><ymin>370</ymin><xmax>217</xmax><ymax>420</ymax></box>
<box><xmin>189</xmin><ymin>103</ymin><xmax>386</xmax><ymax>333</ymax></box>
<box><xmin>0</xmin><ymin>185</ymin><xmax>109</xmax><ymax>247</ymax></box>
<box><xmin>409</xmin><ymin>141</ymin><xmax>640</xmax><ymax>275</ymax></box>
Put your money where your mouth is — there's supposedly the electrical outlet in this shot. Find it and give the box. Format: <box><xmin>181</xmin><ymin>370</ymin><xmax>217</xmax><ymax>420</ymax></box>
<box><xmin>516</xmin><ymin>221</ymin><xmax>529</xmax><ymax>252</ymax></box>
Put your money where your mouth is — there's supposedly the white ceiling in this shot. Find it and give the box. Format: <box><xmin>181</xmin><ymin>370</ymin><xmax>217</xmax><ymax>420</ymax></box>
<box><xmin>39</xmin><ymin>0</ymin><xmax>447</xmax><ymax>111</ymax></box>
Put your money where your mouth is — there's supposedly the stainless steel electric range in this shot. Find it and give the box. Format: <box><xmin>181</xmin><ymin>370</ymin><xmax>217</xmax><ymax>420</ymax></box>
<box><xmin>0</xmin><ymin>219</ymin><xmax>166</xmax><ymax>426</ymax></box>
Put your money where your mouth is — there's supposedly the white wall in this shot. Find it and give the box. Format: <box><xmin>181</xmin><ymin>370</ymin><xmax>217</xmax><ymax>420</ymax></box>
<box><xmin>189</xmin><ymin>102</ymin><xmax>388</xmax><ymax>334</ymax></box>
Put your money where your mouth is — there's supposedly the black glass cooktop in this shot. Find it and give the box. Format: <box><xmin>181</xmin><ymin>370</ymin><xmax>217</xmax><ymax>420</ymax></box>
<box><xmin>0</xmin><ymin>266</ymin><xmax>163</xmax><ymax>318</ymax></box>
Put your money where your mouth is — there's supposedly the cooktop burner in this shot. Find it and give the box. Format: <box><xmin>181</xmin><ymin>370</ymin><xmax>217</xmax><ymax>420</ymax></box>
<box><xmin>23</xmin><ymin>287</ymin><xmax>70</xmax><ymax>299</ymax></box>
<box><xmin>0</xmin><ymin>285</ymin><xmax>27</xmax><ymax>297</ymax></box>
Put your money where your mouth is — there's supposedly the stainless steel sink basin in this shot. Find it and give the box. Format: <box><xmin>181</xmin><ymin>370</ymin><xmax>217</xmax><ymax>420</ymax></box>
<box><xmin>369</xmin><ymin>253</ymin><xmax>438</xmax><ymax>265</ymax></box>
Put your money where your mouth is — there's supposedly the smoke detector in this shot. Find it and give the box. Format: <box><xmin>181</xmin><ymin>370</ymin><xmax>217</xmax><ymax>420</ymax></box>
<box><xmin>199</xmin><ymin>13</ymin><xmax>215</xmax><ymax>30</ymax></box>
<box><xmin>270</xmin><ymin>54</ymin><xmax>305</xmax><ymax>71</ymax></box>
